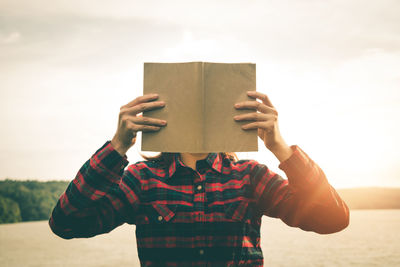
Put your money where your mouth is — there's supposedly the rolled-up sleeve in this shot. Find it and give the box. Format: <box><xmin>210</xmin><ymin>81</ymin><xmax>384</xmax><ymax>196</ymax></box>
<box><xmin>252</xmin><ymin>145</ymin><xmax>349</xmax><ymax>234</ymax></box>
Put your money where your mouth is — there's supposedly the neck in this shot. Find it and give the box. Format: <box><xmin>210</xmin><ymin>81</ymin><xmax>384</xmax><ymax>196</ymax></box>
<box><xmin>179</xmin><ymin>153</ymin><xmax>209</xmax><ymax>170</ymax></box>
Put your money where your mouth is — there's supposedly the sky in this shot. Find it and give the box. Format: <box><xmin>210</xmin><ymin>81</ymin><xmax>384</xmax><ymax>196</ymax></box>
<box><xmin>0</xmin><ymin>0</ymin><xmax>399</xmax><ymax>188</ymax></box>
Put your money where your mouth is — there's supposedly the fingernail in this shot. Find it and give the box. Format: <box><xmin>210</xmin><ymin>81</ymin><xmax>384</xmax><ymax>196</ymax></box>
<box><xmin>247</xmin><ymin>91</ymin><xmax>254</xmax><ymax>94</ymax></box>
<box><xmin>234</xmin><ymin>103</ymin><xmax>240</xmax><ymax>108</ymax></box>
<box><xmin>234</xmin><ymin>116</ymin><xmax>239</xmax><ymax>120</ymax></box>
<box><xmin>162</xmin><ymin>120</ymin><xmax>167</xmax><ymax>124</ymax></box>
<box><xmin>152</xmin><ymin>93</ymin><xmax>158</xmax><ymax>97</ymax></box>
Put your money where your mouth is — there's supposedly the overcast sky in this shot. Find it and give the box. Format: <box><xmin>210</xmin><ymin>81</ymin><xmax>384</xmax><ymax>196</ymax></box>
<box><xmin>1</xmin><ymin>0</ymin><xmax>399</xmax><ymax>188</ymax></box>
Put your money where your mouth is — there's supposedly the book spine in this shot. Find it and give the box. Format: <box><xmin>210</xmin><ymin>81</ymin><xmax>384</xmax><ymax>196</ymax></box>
<box><xmin>202</xmin><ymin>62</ymin><xmax>205</xmax><ymax>152</ymax></box>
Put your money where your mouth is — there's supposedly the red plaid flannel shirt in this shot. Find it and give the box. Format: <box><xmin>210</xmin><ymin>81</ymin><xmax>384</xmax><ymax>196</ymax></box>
<box><xmin>49</xmin><ymin>141</ymin><xmax>349</xmax><ymax>266</ymax></box>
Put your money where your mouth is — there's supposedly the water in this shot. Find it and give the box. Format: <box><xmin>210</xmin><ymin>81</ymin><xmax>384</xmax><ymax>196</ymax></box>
<box><xmin>0</xmin><ymin>210</ymin><xmax>399</xmax><ymax>267</ymax></box>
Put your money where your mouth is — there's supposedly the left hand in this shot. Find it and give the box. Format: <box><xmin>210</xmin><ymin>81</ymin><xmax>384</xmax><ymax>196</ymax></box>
<box><xmin>234</xmin><ymin>91</ymin><xmax>292</xmax><ymax>161</ymax></box>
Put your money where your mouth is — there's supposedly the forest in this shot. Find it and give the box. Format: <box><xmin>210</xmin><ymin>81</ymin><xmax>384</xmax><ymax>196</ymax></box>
<box><xmin>0</xmin><ymin>179</ymin><xmax>399</xmax><ymax>224</ymax></box>
<box><xmin>0</xmin><ymin>179</ymin><xmax>69</xmax><ymax>224</ymax></box>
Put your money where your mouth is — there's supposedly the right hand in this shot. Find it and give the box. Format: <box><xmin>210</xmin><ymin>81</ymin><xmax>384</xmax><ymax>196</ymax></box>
<box><xmin>111</xmin><ymin>94</ymin><xmax>167</xmax><ymax>155</ymax></box>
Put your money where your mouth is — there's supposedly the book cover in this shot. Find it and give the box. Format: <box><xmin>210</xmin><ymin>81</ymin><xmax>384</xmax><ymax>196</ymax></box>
<box><xmin>142</xmin><ymin>62</ymin><xmax>257</xmax><ymax>152</ymax></box>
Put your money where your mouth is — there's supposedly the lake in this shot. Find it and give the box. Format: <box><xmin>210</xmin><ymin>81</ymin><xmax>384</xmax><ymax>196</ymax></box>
<box><xmin>0</xmin><ymin>210</ymin><xmax>399</xmax><ymax>266</ymax></box>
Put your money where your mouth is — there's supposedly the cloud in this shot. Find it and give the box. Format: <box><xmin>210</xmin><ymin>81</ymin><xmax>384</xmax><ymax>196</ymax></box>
<box><xmin>1</xmin><ymin>0</ymin><xmax>399</xmax><ymax>62</ymax></box>
<box><xmin>0</xmin><ymin>0</ymin><xmax>399</xmax><ymax>185</ymax></box>
<box><xmin>0</xmin><ymin>31</ymin><xmax>21</xmax><ymax>44</ymax></box>
<box><xmin>0</xmin><ymin>15</ymin><xmax>183</xmax><ymax>70</ymax></box>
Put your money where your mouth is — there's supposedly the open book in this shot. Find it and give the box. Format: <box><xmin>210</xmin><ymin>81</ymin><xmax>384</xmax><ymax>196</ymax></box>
<box><xmin>142</xmin><ymin>62</ymin><xmax>258</xmax><ymax>152</ymax></box>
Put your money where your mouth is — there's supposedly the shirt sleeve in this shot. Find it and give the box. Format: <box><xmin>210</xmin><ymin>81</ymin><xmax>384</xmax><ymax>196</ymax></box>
<box><xmin>48</xmin><ymin>141</ymin><xmax>141</xmax><ymax>239</ymax></box>
<box><xmin>251</xmin><ymin>145</ymin><xmax>349</xmax><ymax>234</ymax></box>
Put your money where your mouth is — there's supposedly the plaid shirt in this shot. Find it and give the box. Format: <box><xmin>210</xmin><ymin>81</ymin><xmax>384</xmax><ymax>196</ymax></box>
<box><xmin>49</xmin><ymin>141</ymin><xmax>349</xmax><ymax>266</ymax></box>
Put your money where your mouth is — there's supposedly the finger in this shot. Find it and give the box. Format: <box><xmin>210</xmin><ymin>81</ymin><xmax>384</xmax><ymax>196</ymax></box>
<box><xmin>241</xmin><ymin>121</ymin><xmax>274</xmax><ymax>130</ymax></box>
<box><xmin>234</xmin><ymin>101</ymin><xmax>277</xmax><ymax>115</ymax></box>
<box><xmin>234</xmin><ymin>112</ymin><xmax>275</xmax><ymax>121</ymax></box>
<box><xmin>122</xmin><ymin>94</ymin><xmax>159</xmax><ymax>109</ymax></box>
<box><xmin>247</xmin><ymin>91</ymin><xmax>274</xmax><ymax>107</ymax></box>
<box><xmin>130</xmin><ymin>116</ymin><xmax>167</xmax><ymax>126</ymax></box>
<box><xmin>124</xmin><ymin>101</ymin><xmax>165</xmax><ymax>115</ymax></box>
<box><xmin>130</xmin><ymin>123</ymin><xmax>161</xmax><ymax>132</ymax></box>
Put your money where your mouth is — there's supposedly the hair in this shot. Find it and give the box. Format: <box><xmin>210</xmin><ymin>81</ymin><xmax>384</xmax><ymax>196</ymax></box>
<box><xmin>141</xmin><ymin>152</ymin><xmax>238</xmax><ymax>166</ymax></box>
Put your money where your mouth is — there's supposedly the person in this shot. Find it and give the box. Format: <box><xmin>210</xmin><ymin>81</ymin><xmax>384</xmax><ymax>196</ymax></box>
<box><xmin>49</xmin><ymin>91</ymin><xmax>349</xmax><ymax>266</ymax></box>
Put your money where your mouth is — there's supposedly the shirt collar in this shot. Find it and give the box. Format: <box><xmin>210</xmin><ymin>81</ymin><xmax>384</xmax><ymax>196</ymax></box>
<box><xmin>206</xmin><ymin>153</ymin><xmax>224</xmax><ymax>173</ymax></box>
<box><xmin>167</xmin><ymin>153</ymin><xmax>225</xmax><ymax>178</ymax></box>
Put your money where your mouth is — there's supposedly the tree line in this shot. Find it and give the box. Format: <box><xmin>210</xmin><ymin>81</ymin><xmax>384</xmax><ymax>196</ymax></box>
<box><xmin>0</xmin><ymin>179</ymin><xmax>69</xmax><ymax>224</ymax></box>
<box><xmin>1</xmin><ymin>179</ymin><xmax>399</xmax><ymax>224</ymax></box>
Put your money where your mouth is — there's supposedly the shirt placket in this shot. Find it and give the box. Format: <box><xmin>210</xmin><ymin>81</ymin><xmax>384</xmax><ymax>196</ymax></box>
<box><xmin>193</xmin><ymin>168</ymin><xmax>207</xmax><ymax>261</ymax></box>
<box><xmin>193</xmin><ymin>170</ymin><xmax>206</xmax><ymax>221</ymax></box>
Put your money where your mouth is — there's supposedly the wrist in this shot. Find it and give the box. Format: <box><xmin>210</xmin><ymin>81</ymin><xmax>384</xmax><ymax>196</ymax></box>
<box><xmin>268</xmin><ymin>139</ymin><xmax>293</xmax><ymax>163</ymax></box>
<box><xmin>110</xmin><ymin>136</ymin><xmax>131</xmax><ymax>156</ymax></box>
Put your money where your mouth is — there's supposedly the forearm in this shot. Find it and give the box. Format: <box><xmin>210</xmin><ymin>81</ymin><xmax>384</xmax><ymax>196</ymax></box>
<box><xmin>111</xmin><ymin>135</ymin><xmax>135</xmax><ymax>156</ymax></box>
<box><xmin>255</xmin><ymin>146</ymin><xmax>349</xmax><ymax>234</ymax></box>
<box><xmin>49</xmin><ymin>187</ymin><xmax>127</xmax><ymax>239</ymax></box>
<box><xmin>49</xmin><ymin>141</ymin><xmax>129</xmax><ymax>239</ymax></box>
<box><xmin>268</xmin><ymin>138</ymin><xmax>293</xmax><ymax>163</ymax></box>
<box><xmin>271</xmin><ymin>177</ymin><xmax>349</xmax><ymax>234</ymax></box>
<box><xmin>277</xmin><ymin>146</ymin><xmax>349</xmax><ymax>233</ymax></box>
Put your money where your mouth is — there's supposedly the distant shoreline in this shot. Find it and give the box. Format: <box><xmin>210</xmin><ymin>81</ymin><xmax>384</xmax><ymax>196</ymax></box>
<box><xmin>337</xmin><ymin>187</ymin><xmax>400</xmax><ymax>210</ymax></box>
<box><xmin>1</xmin><ymin>179</ymin><xmax>399</xmax><ymax>224</ymax></box>
<box><xmin>1</xmin><ymin>208</ymin><xmax>400</xmax><ymax>226</ymax></box>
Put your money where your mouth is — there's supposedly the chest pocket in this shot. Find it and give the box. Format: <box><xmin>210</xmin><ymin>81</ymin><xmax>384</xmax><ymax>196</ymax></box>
<box><xmin>135</xmin><ymin>203</ymin><xmax>177</xmax><ymax>225</ymax></box>
<box><xmin>224</xmin><ymin>199</ymin><xmax>256</xmax><ymax>222</ymax></box>
<box><xmin>222</xmin><ymin>182</ymin><xmax>256</xmax><ymax>222</ymax></box>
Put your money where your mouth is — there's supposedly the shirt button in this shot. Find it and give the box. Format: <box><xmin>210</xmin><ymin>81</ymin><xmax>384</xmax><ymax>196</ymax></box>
<box><xmin>157</xmin><ymin>216</ymin><xmax>163</xmax><ymax>221</ymax></box>
<box><xmin>197</xmin><ymin>185</ymin><xmax>202</xmax><ymax>191</ymax></box>
<box><xmin>199</xmin><ymin>249</ymin><xmax>204</xmax><ymax>255</ymax></box>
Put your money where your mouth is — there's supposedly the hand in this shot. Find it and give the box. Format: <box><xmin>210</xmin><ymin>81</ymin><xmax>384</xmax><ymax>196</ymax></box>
<box><xmin>111</xmin><ymin>94</ymin><xmax>167</xmax><ymax>156</ymax></box>
<box><xmin>234</xmin><ymin>91</ymin><xmax>292</xmax><ymax>162</ymax></box>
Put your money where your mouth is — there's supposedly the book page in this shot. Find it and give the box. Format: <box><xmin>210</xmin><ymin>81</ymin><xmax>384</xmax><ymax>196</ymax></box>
<box><xmin>204</xmin><ymin>63</ymin><xmax>258</xmax><ymax>152</ymax></box>
<box><xmin>142</xmin><ymin>62</ymin><xmax>203</xmax><ymax>152</ymax></box>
